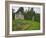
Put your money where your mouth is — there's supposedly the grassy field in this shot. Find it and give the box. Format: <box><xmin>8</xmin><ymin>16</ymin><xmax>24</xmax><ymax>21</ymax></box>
<box><xmin>12</xmin><ymin>19</ymin><xmax>40</xmax><ymax>31</ymax></box>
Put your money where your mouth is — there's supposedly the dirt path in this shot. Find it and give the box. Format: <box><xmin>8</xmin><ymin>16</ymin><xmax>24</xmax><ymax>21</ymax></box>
<box><xmin>21</xmin><ymin>24</ymin><xmax>31</xmax><ymax>30</ymax></box>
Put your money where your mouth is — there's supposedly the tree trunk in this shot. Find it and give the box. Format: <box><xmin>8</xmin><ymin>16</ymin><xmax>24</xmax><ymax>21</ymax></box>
<box><xmin>32</xmin><ymin>16</ymin><xmax>34</xmax><ymax>22</ymax></box>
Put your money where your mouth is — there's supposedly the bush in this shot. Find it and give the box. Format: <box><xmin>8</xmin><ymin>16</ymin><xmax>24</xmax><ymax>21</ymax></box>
<box><xmin>34</xmin><ymin>14</ymin><xmax>40</xmax><ymax>22</ymax></box>
<box><xmin>24</xmin><ymin>11</ymin><xmax>40</xmax><ymax>22</ymax></box>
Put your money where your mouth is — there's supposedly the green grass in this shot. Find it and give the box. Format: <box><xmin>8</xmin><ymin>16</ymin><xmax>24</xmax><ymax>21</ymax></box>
<box><xmin>12</xmin><ymin>19</ymin><xmax>40</xmax><ymax>31</ymax></box>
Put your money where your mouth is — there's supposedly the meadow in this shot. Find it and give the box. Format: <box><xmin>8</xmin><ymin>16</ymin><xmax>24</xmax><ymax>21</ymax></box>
<box><xmin>12</xmin><ymin>19</ymin><xmax>40</xmax><ymax>31</ymax></box>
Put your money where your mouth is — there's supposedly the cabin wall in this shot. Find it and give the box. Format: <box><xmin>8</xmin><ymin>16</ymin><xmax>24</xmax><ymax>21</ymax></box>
<box><xmin>15</xmin><ymin>12</ymin><xmax>24</xmax><ymax>19</ymax></box>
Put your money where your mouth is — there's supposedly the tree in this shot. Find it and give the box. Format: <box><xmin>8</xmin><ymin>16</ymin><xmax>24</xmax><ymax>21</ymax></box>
<box><xmin>31</xmin><ymin>8</ymin><xmax>35</xmax><ymax>21</ymax></box>
<box><xmin>16</xmin><ymin>7</ymin><xmax>24</xmax><ymax>15</ymax></box>
<box><xmin>24</xmin><ymin>8</ymin><xmax>35</xmax><ymax>20</ymax></box>
<box><xmin>12</xmin><ymin>8</ymin><xmax>15</xmax><ymax>20</ymax></box>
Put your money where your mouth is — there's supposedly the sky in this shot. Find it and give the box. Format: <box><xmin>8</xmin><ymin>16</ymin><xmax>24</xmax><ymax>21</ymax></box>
<box><xmin>12</xmin><ymin>4</ymin><xmax>41</xmax><ymax>14</ymax></box>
